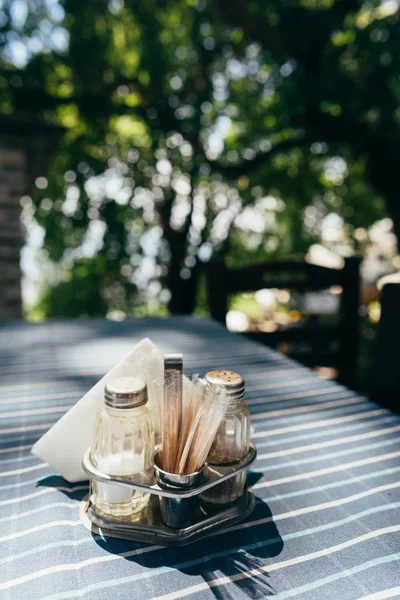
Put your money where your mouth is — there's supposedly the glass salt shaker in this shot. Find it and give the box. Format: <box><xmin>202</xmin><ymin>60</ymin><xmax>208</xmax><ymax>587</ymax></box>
<box><xmin>91</xmin><ymin>377</ymin><xmax>154</xmax><ymax>518</ymax></box>
<box><xmin>200</xmin><ymin>370</ymin><xmax>250</xmax><ymax>506</ymax></box>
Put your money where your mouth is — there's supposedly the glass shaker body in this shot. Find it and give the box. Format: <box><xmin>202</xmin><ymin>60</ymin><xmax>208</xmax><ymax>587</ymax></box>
<box><xmin>90</xmin><ymin>378</ymin><xmax>154</xmax><ymax>518</ymax></box>
<box><xmin>201</xmin><ymin>371</ymin><xmax>250</xmax><ymax>505</ymax></box>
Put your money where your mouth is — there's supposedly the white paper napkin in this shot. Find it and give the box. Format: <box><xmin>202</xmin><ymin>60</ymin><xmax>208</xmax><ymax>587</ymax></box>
<box><xmin>32</xmin><ymin>337</ymin><xmax>192</xmax><ymax>482</ymax></box>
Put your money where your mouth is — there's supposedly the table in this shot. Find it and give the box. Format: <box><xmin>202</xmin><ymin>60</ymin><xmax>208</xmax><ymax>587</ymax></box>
<box><xmin>1</xmin><ymin>317</ymin><xmax>399</xmax><ymax>600</ymax></box>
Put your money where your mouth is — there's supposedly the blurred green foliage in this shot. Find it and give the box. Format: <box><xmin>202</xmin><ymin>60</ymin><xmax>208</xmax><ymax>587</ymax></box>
<box><xmin>0</xmin><ymin>0</ymin><xmax>398</xmax><ymax>317</ymax></box>
<box><xmin>34</xmin><ymin>257</ymin><xmax>109</xmax><ymax>318</ymax></box>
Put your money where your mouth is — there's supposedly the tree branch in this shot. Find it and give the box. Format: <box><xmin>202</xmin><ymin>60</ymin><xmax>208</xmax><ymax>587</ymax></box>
<box><xmin>207</xmin><ymin>133</ymin><xmax>312</xmax><ymax>178</ymax></box>
<box><xmin>215</xmin><ymin>0</ymin><xmax>362</xmax><ymax>61</ymax></box>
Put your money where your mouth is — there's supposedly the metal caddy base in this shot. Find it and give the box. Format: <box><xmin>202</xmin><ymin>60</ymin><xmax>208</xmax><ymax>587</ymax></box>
<box><xmin>81</xmin><ymin>443</ymin><xmax>257</xmax><ymax>546</ymax></box>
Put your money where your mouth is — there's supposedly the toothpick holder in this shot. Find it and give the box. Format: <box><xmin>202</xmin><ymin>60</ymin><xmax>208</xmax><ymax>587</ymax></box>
<box><xmin>153</xmin><ymin>451</ymin><xmax>203</xmax><ymax>529</ymax></box>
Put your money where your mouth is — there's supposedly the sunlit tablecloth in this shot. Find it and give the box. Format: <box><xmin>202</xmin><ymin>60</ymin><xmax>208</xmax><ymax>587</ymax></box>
<box><xmin>1</xmin><ymin>317</ymin><xmax>399</xmax><ymax>600</ymax></box>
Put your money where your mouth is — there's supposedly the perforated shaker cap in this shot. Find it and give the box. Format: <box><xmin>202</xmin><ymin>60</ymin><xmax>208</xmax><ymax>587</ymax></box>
<box><xmin>204</xmin><ymin>370</ymin><xmax>245</xmax><ymax>402</ymax></box>
<box><xmin>104</xmin><ymin>377</ymin><xmax>148</xmax><ymax>409</ymax></box>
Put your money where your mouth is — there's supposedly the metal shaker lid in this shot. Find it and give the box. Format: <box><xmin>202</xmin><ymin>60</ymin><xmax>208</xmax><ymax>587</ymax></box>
<box><xmin>104</xmin><ymin>377</ymin><xmax>148</xmax><ymax>409</ymax></box>
<box><xmin>204</xmin><ymin>370</ymin><xmax>245</xmax><ymax>401</ymax></box>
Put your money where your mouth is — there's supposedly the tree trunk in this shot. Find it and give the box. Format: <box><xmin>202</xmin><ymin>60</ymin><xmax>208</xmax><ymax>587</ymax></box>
<box><xmin>166</xmin><ymin>230</ymin><xmax>199</xmax><ymax>314</ymax></box>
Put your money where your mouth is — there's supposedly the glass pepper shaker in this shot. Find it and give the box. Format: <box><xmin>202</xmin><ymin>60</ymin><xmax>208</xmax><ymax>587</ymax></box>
<box><xmin>90</xmin><ymin>377</ymin><xmax>154</xmax><ymax>518</ymax></box>
<box><xmin>200</xmin><ymin>370</ymin><xmax>250</xmax><ymax>506</ymax></box>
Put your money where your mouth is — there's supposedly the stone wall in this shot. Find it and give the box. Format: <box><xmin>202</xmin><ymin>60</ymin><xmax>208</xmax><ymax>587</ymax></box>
<box><xmin>0</xmin><ymin>117</ymin><xmax>63</xmax><ymax>321</ymax></box>
<box><xmin>0</xmin><ymin>138</ymin><xmax>27</xmax><ymax>320</ymax></box>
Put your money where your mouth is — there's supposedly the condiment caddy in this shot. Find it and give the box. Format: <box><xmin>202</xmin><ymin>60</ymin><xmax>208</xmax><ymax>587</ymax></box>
<box><xmin>80</xmin><ymin>354</ymin><xmax>257</xmax><ymax>546</ymax></box>
<box><xmin>80</xmin><ymin>444</ymin><xmax>256</xmax><ymax>545</ymax></box>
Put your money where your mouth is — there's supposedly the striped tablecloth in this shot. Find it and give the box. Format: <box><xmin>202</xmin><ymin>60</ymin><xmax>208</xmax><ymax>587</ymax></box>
<box><xmin>1</xmin><ymin>317</ymin><xmax>399</xmax><ymax>600</ymax></box>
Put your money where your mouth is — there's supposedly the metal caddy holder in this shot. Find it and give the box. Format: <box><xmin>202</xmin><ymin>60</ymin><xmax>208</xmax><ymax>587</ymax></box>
<box><xmin>80</xmin><ymin>442</ymin><xmax>257</xmax><ymax>546</ymax></box>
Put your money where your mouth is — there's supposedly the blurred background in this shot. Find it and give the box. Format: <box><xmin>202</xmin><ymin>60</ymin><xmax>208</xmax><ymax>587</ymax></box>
<box><xmin>1</xmin><ymin>0</ymin><xmax>400</xmax><ymax>391</ymax></box>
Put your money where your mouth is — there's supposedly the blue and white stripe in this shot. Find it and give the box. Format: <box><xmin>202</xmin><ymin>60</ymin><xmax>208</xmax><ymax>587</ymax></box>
<box><xmin>0</xmin><ymin>317</ymin><xmax>399</xmax><ymax>600</ymax></box>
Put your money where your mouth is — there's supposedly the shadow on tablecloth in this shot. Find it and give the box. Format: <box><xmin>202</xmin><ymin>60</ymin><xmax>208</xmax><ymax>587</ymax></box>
<box><xmin>92</xmin><ymin>494</ymin><xmax>283</xmax><ymax>598</ymax></box>
<box><xmin>37</xmin><ymin>470</ymin><xmax>282</xmax><ymax>598</ymax></box>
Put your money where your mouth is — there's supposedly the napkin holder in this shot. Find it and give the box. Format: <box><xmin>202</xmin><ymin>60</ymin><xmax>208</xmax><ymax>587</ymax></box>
<box><xmin>80</xmin><ymin>443</ymin><xmax>257</xmax><ymax>546</ymax></box>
